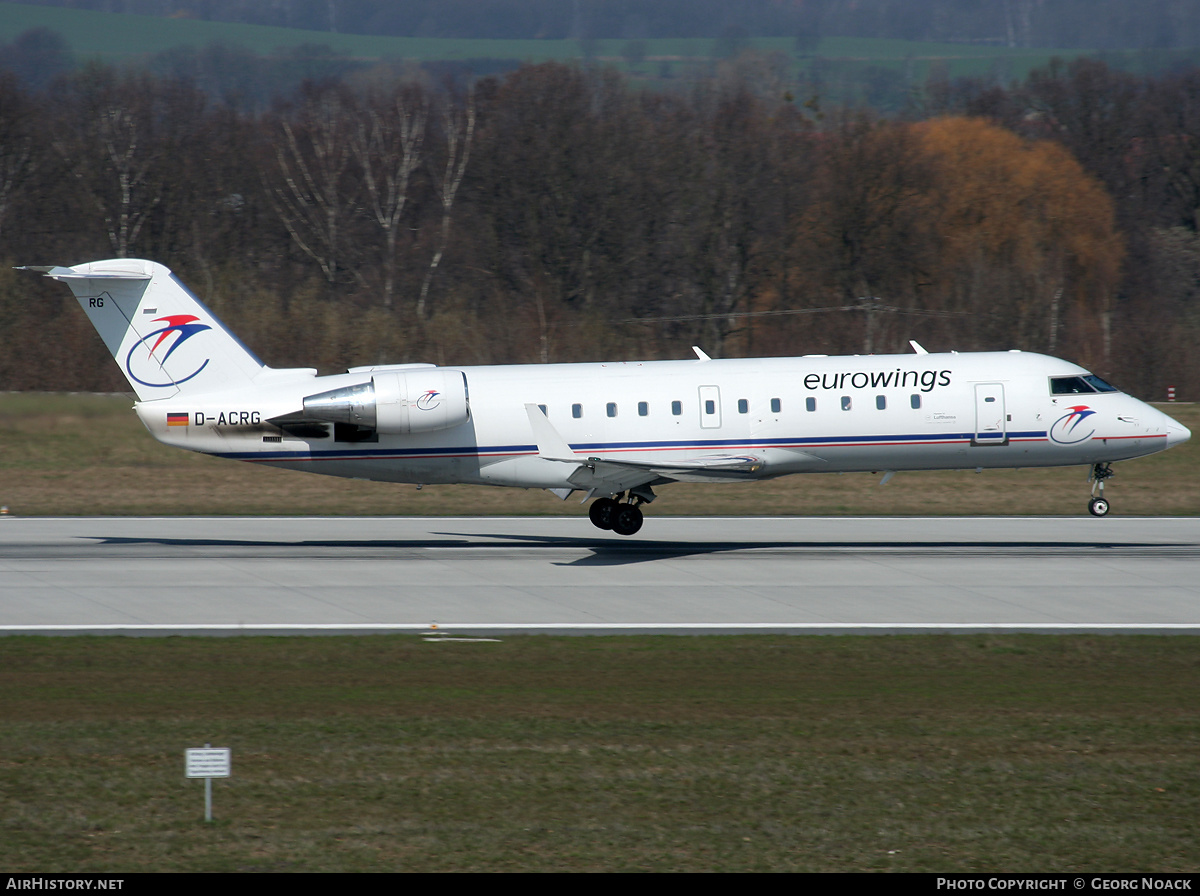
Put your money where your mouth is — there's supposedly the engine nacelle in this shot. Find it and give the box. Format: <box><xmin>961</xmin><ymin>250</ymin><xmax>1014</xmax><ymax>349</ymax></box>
<box><xmin>302</xmin><ymin>369</ymin><xmax>469</xmax><ymax>434</ymax></box>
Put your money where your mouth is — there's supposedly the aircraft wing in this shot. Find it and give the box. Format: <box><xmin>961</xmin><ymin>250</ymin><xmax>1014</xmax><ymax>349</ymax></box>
<box><xmin>523</xmin><ymin>403</ymin><xmax>818</xmax><ymax>488</ymax></box>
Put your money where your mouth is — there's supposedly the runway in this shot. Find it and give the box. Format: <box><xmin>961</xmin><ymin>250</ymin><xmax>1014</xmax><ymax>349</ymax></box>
<box><xmin>1</xmin><ymin>516</ymin><xmax>1198</xmax><ymax>636</ymax></box>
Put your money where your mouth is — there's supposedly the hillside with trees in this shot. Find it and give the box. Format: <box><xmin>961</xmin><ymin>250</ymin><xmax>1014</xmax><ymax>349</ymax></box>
<box><xmin>19</xmin><ymin>1</ymin><xmax>1200</xmax><ymax>49</ymax></box>
<box><xmin>0</xmin><ymin>38</ymin><xmax>1196</xmax><ymax>398</ymax></box>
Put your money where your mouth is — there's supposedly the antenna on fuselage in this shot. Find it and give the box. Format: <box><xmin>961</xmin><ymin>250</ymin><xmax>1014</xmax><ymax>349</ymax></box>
<box><xmin>909</xmin><ymin>340</ymin><xmax>929</xmax><ymax>355</ymax></box>
<box><xmin>692</xmin><ymin>346</ymin><xmax>712</xmax><ymax>361</ymax></box>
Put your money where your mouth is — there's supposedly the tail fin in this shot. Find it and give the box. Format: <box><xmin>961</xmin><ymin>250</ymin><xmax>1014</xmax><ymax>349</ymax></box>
<box><xmin>22</xmin><ymin>259</ymin><xmax>267</xmax><ymax>401</ymax></box>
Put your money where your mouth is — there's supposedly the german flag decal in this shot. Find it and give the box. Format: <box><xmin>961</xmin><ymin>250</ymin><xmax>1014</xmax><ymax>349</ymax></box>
<box><xmin>167</xmin><ymin>412</ymin><xmax>189</xmax><ymax>427</ymax></box>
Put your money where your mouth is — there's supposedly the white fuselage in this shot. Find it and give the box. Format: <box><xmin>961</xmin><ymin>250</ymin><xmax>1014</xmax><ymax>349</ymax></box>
<box><xmin>37</xmin><ymin>257</ymin><xmax>1187</xmax><ymax>523</ymax></box>
<box><xmin>136</xmin><ymin>350</ymin><xmax>1189</xmax><ymax>492</ymax></box>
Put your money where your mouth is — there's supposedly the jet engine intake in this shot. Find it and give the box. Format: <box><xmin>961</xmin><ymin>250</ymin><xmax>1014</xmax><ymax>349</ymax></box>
<box><xmin>302</xmin><ymin>369</ymin><xmax>469</xmax><ymax>434</ymax></box>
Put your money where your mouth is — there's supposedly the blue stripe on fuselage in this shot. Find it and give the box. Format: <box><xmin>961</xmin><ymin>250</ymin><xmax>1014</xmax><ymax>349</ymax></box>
<box><xmin>213</xmin><ymin>431</ymin><xmax>1049</xmax><ymax>462</ymax></box>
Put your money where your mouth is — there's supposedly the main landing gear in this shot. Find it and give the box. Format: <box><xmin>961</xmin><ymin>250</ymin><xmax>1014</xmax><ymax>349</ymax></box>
<box><xmin>1088</xmin><ymin>462</ymin><xmax>1115</xmax><ymax>516</ymax></box>
<box><xmin>589</xmin><ymin>494</ymin><xmax>646</xmax><ymax>536</ymax></box>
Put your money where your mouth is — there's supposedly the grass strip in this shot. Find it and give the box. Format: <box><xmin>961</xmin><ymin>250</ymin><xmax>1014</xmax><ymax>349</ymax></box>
<box><xmin>0</xmin><ymin>634</ymin><xmax>1196</xmax><ymax>871</ymax></box>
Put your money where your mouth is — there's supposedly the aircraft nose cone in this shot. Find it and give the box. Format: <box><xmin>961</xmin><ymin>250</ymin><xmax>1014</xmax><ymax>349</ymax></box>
<box><xmin>1167</xmin><ymin>422</ymin><xmax>1191</xmax><ymax>448</ymax></box>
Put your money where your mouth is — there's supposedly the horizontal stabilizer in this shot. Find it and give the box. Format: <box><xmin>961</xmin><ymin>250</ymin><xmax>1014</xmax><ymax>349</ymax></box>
<box><xmin>19</xmin><ymin>265</ymin><xmax>152</xmax><ymax>281</ymax></box>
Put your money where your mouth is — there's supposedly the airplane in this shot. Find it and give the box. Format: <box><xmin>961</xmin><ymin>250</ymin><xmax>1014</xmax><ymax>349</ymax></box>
<box><xmin>21</xmin><ymin>258</ymin><xmax>1191</xmax><ymax>535</ymax></box>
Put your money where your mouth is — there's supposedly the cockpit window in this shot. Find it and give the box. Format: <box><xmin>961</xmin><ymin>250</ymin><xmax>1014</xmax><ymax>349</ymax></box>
<box><xmin>1049</xmin><ymin>375</ymin><xmax>1122</xmax><ymax>395</ymax></box>
<box><xmin>1049</xmin><ymin>376</ymin><xmax>1094</xmax><ymax>394</ymax></box>
<box><xmin>1082</xmin><ymin>374</ymin><xmax>1120</xmax><ymax>393</ymax></box>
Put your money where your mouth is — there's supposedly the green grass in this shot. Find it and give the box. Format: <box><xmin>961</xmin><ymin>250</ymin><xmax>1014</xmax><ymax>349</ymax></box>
<box><xmin>0</xmin><ymin>1</ymin><xmax>1137</xmax><ymax>110</ymax></box>
<box><xmin>1</xmin><ymin>393</ymin><xmax>1196</xmax><ymax>517</ymax></box>
<box><xmin>0</xmin><ymin>634</ymin><xmax>1196</xmax><ymax>871</ymax></box>
<box><xmin>0</xmin><ymin>1</ymin><xmax>1091</xmax><ymax>80</ymax></box>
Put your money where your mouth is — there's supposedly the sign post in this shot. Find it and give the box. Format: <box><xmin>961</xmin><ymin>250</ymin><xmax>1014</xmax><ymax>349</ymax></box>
<box><xmin>186</xmin><ymin>744</ymin><xmax>231</xmax><ymax>822</ymax></box>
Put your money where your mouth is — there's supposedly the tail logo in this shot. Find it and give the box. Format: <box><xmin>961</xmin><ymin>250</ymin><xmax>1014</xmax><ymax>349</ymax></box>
<box><xmin>126</xmin><ymin>314</ymin><xmax>212</xmax><ymax>388</ymax></box>
<box><xmin>1050</xmin><ymin>405</ymin><xmax>1097</xmax><ymax>444</ymax></box>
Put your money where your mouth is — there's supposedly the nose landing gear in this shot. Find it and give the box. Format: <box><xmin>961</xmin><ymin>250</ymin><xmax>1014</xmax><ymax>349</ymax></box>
<box><xmin>588</xmin><ymin>493</ymin><xmax>645</xmax><ymax>536</ymax></box>
<box><xmin>1088</xmin><ymin>462</ymin><xmax>1114</xmax><ymax>516</ymax></box>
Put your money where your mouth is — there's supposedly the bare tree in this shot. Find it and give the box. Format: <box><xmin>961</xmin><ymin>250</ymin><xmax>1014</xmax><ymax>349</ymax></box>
<box><xmin>0</xmin><ymin>74</ymin><xmax>38</xmax><ymax>242</ymax></box>
<box><xmin>417</xmin><ymin>87</ymin><xmax>475</xmax><ymax>320</ymax></box>
<box><xmin>268</xmin><ymin>82</ymin><xmax>359</xmax><ymax>286</ymax></box>
<box><xmin>53</xmin><ymin>69</ymin><xmax>167</xmax><ymax>258</ymax></box>
<box><xmin>348</xmin><ymin>84</ymin><xmax>427</xmax><ymax>308</ymax></box>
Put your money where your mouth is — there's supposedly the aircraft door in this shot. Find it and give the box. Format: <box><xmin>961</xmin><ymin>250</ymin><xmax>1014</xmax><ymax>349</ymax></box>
<box><xmin>972</xmin><ymin>383</ymin><xmax>1007</xmax><ymax>446</ymax></box>
<box><xmin>699</xmin><ymin>385</ymin><xmax>721</xmax><ymax>429</ymax></box>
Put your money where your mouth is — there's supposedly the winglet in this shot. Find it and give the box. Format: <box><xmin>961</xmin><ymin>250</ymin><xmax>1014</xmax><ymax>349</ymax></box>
<box><xmin>524</xmin><ymin>404</ymin><xmax>578</xmax><ymax>463</ymax></box>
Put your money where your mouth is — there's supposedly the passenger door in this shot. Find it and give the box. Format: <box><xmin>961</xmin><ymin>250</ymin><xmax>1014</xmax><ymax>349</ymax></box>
<box><xmin>972</xmin><ymin>383</ymin><xmax>1007</xmax><ymax>446</ymax></box>
<box><xmin>698</xmin><ymin>385</ymin><xmax>721</xmax><ymax>429</ymax></box>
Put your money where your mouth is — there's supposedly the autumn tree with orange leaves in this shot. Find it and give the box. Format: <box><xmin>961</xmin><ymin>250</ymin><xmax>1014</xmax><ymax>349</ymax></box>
<box><xmin>773</xmin><ymin>117</ymin><xmax>1124</xmax><ymax>370</ymax></box>
<box><xmin>917</xmin><ymin>117</ymin><xmax>1124</xmax><ymax>370</ymax></box>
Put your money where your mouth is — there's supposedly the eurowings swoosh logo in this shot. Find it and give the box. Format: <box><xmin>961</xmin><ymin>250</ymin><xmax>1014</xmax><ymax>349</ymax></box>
<box><xmin>125</xmin><ymin>314</ymin><xmax>212</xmax><ymax>388</ymax></box>
<box><xmin>1049</xmin><ymin>405</ymin><xmax>1097</xmax><ymax>444</ymax></box>
<box><xmin>415</xmin><ymin>389</ymin><xmax>442</xmax><ymax>411</ymax></box>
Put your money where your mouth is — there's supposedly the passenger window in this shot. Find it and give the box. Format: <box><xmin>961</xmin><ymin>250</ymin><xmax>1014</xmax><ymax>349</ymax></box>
<box><xmin>806</xmin><ymin>397</ymin><xmax>816</xmax><ymax>412</ymax></box>
<box><xmin>672</xmin><ymin>400</ymin><xmax>682</xmax><ymax>416</ymax></box>
<box><xmin>638</xmin><ymin>401</ymin><xmax>648</xmax><ymax>417</ymax></box>
<box><xmin>770</xmin><ymin>398</ymin><xmax>781</xmax><ymax>413</ymax></box>
<box><xmin>705</xmin><ymin>399</ymin><xmax>716</xmax><ymax>415</ymax></box>
<box><xmin>607</xmin><ymin>402</ymin><xmax>617</xmax><ymax>418</ymax></box>
<box><xmin>876</xmin><ymin>395</ymin><xmax>886</xmax><ymax>410</ymax></box>
<box><xmin>910</xmin><ymin>394</ymin><xmax>921</xmax><ymax>409</ymax></box>
<box><xmin>737</xmin><ymin>399</ymin><xmax>748</xmax><ymax>414</ymax></box>
<box><xmin>841</xmin><ymin>396</ymin><xmax>852</xmax><ymax>411</ymax></box>
<box><xmin>572</xmin><ymin>404</ymin><xmax>582</xmax><ymax>419</ymax></box>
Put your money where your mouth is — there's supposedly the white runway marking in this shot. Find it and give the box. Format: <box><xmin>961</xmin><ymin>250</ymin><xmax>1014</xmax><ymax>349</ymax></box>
<box><xmin>1</xmin><ymin>623</ymin><xmax>1198</xmax><ymax>634</ymax></box>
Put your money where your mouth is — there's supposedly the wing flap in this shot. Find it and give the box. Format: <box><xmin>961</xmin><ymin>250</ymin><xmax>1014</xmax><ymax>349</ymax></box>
<box><xmin>590</xmin><ymin>453</ymin><xmax>765</xmax><ymax>474</ymax></box>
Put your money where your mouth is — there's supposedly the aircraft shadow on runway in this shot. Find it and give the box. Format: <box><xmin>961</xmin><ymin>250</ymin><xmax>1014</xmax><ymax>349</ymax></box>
<box><xmin>78</xmin><ymin>534</ymin><xmax>1188</xmax><ymax>567</ymax></box>
<box><xmin>432</xmin><ymin>533</ymin><xmax>1186</xmax><ymax>566</ymax></box>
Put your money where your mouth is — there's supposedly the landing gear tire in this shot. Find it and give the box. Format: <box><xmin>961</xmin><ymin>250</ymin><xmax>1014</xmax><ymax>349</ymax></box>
<box><xmin>611</xmin><ymin>503</ymin><xmax>644</xmax><ymax>536</ymax></box>
<box><xmin>1087</xmin><ymin>462</ymin><xmax>1115</xmax><ymax>517</ymax></box>
<box><xmin>588</xmin><ymin>497</ymin><xmax>618</xmax><ymax>530</ymax></box>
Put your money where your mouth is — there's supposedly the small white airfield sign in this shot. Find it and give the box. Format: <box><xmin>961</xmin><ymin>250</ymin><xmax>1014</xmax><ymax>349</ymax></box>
<box><xmin>186</xmin><ymin>747</ymin><xmax>231</xmax><ymax>822</ymax></box>
<box><xmin>186</xmin><ymin>747</ymin><xmax>231</xmax><ymax>778</ymax></box>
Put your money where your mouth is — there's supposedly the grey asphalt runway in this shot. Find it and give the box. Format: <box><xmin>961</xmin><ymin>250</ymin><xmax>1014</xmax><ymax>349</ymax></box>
<box><xmin>1</xmin><ymin>516</ymin><xmax>1197</xmax><ymax>636</ymax></box>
